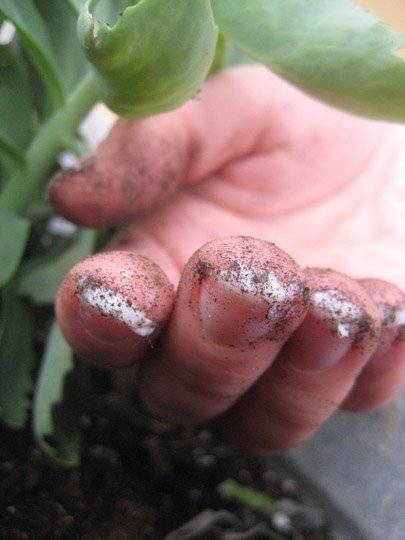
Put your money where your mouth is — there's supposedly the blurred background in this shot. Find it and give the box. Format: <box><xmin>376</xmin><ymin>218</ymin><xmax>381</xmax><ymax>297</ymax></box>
<box><xmin>358</xmin><ymin>0</ymin><xmax>405</xmax><ymax>33</ymax></box>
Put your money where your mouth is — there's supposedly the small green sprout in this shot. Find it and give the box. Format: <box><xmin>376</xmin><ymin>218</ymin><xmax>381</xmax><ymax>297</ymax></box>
<box><xmin>220</xmin><ymin>479</ymin><xmax>275</xmax><ymax>511</ymax></box>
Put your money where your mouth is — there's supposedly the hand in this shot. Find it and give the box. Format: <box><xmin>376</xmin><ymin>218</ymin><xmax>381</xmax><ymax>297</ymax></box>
<box><xmin>50</xmin><ymin>66</ymin><xmax>405</xmax><ymax>453</ymax></box>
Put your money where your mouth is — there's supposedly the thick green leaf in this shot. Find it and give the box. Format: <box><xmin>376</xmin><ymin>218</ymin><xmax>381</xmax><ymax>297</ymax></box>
<box><xmin>209</xmin><ymin>33</ymin><xmax>228</xmax><ymax>76</ymax></box>
<box><xmin>0</xmin><ymin>209</ymin><xmax>30</xmax><ymax>286</ymax></box>
<box><xmin>34</xmin><ymin>0</ymin><xmax>90</xmax><ymax>92</ymax></box>
<box><xmin>0</xmin><ymin>44</ymin><xmax>35</xmax><ymax>162</ymax></box>
<box><xmin>79</xmin><ymin>0</ymin><xmax>218</xmax><ymax>117</ymax></box>
<box><xmin>67</xmin><ymin>0</ymin><xmax>82</xmax><ymax>14</ymax></box>
<box><xmin>0</xmin><ymin>150</ymin><xmax>18</xmax><ymax>191</ymax></box>
<box><xmin>212</xmin><ymin>0</ymin><xmax>405</xmax><ymax>122</ymax></box>
<box><xmin>33</xmin><ymin>322</ymin><xmax>81</xmax><ymax>466</ymax></box>
<box><xmin>0</xmin><ymin>290</ymin><xmax>35</xmax><ymax>429</ymax></box>
<box><xmin>18</xmin><ymin>228</ymin><xmax>96</xmax><ymax>305</ymax></box>
<box><xmin>0</xmin><ymin>140</ymin><xmax>24</xmax><ymax>167</ymax></box>
<box><xmin>0</xmin><ymin>0</ymin><xmax>65</xmax><ymax>105</ymax></box>
<box><xmin>92</xmin><ymin>0</ymin><xmax>134</xmax><ymax>27</ymax></box>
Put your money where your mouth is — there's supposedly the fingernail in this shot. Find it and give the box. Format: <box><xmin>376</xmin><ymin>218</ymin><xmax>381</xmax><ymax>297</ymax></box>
<box><xmin>285</xmin><ymin>269</ymin><xmax>380</xmax><ymax>372</ymax></box>
<box><xmin>196</xmin><ymin>239</ymin><xmax>308</xmax><ymax>347</ymax></box>
<box><xmin>285</xmin><ymin>290</ymin><xmax>359</xmax><ymax>371</ymax></box>
<box><xmin>77</xmin><ymin>274</ymin><xmax>157</xmax><ymax>342</ymax></box>
<box><xmin>369</xmin><ymin>302</ymin><xmax>405</xmax><ymax>363</ymax></box>
<box><xmin>360</xmin><ymin>278</ymin><xmax>405</xmax><ymax>362</ymax></box>
<box><xmin>57</xmin><ymin>251</ymin><xmax>174</xmax><ymax>368</ymax></box>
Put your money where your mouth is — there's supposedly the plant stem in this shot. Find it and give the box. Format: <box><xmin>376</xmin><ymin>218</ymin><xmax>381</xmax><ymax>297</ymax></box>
<box><xmin>0</xmin><ymin>72</ymin><xmax>99</xmax><ymax>214</ymax></box>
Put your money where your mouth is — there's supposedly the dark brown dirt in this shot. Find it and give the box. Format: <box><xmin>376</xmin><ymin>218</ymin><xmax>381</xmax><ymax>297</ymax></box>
<box><xmin>0</xmin><ymin>391</ymin><xmax>333</xmax><ymax>540</ymax></box>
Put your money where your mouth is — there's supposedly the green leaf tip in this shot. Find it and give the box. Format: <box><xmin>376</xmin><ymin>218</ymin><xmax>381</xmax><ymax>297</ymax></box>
<box><xmin>212</xmin><ymin>0</ymin><xmax>405</xmax><ymax>122</ymax></box>
<box><xmin>78</xmin><ymin>0</ymin><xmax>218</xmax><ymax>117</ymax></box>
<box><xmin>0</xmin><ymin>0</ymin><xmax>66</xmax><ymax>106</ymax></box>
<box><xmin>33</xmin><ymin>323</ymin><xmax>83</xmax><ymax>467</ymax></box>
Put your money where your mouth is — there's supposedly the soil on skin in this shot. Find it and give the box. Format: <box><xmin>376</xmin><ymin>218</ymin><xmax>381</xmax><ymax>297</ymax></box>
<box><xmin>0</xmin><ymin>395</ymin><xmax>333</xmax><ymax>540</ymax></box>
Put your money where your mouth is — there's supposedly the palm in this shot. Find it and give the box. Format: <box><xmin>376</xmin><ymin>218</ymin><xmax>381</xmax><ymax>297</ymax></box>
<box><xmin>112</xmin><ymin>70</ymin><xmax>405</xmax><ymax>288</ymax></box>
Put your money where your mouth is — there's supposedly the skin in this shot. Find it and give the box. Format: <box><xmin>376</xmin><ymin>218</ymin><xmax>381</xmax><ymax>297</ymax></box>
<box><xmin>52</xmin><ymin>66</ymin><xmax>405</xmax><ymax>454</ymax></box>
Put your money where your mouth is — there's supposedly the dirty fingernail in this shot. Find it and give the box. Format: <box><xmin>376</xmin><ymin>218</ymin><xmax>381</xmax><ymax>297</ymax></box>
<box><xmin>360</xmin><ymin>278</ymin><xmax>405</xmax><ymax>360</ymax></box>
<box><xmin>195</xmin><ymin>237</ymin><xmax>308</xmax><ymax>347</ymax></box>
<box><xmin>56</xmin><ymin>251</ymin><xmax>174</xmax><ymax>368</ymax></box>
<box><xmin>284</xmin><ymin>268</ymin><xmax>380</xmax><ymax>372</ymax></box>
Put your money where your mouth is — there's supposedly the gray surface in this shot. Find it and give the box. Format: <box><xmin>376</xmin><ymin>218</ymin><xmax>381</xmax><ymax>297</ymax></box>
<box><xmin>275</xmin><ymin>392</ymin><xmax>405</xmax><ymax>540</ymax></box>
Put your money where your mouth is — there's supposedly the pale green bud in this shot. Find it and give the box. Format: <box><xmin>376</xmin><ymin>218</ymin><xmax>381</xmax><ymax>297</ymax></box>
<box><xmin>78</xmin><ymin>0</ymin><xmax>218</xmax><ymax>117</ymax></box>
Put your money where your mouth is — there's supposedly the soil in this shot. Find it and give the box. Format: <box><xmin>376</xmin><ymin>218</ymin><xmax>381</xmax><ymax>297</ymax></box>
<box><xmin>0</xmin><ymin>393</ymin><xmax>334</xmax><ymax>540</ymax></box>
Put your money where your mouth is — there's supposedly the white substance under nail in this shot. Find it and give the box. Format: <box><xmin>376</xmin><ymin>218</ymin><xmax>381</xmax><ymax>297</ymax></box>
<box><xmin>218</xmin><ymin>265</ymin><xmax>300</xmax><ymax>320</ymax></box>
<box><xmin>312</xmin><ymin>289</ymin><xmax>361</xmax><ymax>338</ymax></box>
<box><xmin>378</xmin><ymin>303</ymin><xmax>405</xmax><ymax>327</ymax></box>
<box><xmin>79</xmin><ymin>279</ymin><xmax>156</xmax><ymax>337</ymax></box>
<box><xmin>394</xmin><ymin>308</ymin><xmax>405</xmax><ymax>326</ymax></box>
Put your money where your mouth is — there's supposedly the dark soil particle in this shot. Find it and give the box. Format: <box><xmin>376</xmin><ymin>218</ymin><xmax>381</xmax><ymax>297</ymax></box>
<box><xmin>0</xmin><ymin>394</ymin><xmax>333</xmax><ymax>539</ymax></box>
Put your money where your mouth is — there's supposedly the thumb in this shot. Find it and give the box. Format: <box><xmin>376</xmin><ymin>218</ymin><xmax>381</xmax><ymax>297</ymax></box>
<box><xmin>48</xmin><ymin>65</ymin><xmax>284</xmax><ymax>228</ymax></box>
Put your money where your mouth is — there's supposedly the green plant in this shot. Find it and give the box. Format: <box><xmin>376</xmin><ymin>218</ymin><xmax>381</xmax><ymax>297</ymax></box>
<box><xmin>1</xmin><ymin>0</ymin><xmax>404</xmax><ymax>466</ymax></box>
<box><xmin>220</xmin><ymin>479</ymin><xmax>275</xmax><ymax>511</ymax></box>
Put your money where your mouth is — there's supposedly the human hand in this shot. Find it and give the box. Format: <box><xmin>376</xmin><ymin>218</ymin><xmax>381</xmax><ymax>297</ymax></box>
<box><xmin>50</xmin><ymin>66</ymin><xmax>405</xmax><ymax>453</ymax></box>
